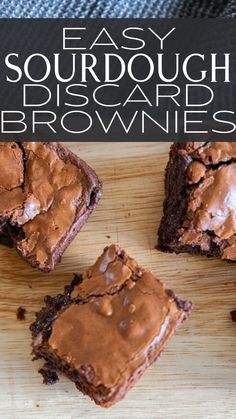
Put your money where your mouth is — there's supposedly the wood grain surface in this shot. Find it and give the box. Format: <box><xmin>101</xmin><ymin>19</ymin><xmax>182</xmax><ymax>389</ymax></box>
<box><xmin>1</xmin><ymin>142</ymin><xmax>236</xmax><ymax>419</ymax></box>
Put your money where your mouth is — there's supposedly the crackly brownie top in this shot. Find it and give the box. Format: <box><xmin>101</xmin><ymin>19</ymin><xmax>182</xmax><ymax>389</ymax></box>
<box><xmin>47</xmin><ymin>244</ymin><xmax>186</xmax><ymax>389</ymax></box>
<box><xmin>0</xmin><ymin>142</ymin><xmax>25</xmax><ymax>217</ymax></box>
<box><xmin>0</xmin><ymin>142</ymin><xmax>98</xmax><ymax>270</ymax></box>
<box><xmin>177</xmin><ymin>142</ymin><xmax>236</xmax><ymax>259</ymax></box>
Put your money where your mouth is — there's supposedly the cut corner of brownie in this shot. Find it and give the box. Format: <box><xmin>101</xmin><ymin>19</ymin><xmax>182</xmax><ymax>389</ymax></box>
<box><xmin>157</xmin><ymin>141</ymin><xmax>236</xmax><ymax>262</ymax></box>
<box><xmin>30</xmin><ymin>244</ymin><xmax>191</xmax><ymax>407</ymax></box>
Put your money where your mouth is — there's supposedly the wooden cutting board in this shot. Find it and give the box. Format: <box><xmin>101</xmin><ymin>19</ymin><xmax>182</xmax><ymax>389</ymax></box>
<box><xmin>1</xmin><ymin>142</ymin><xmax>236</xmax><ymax>419</ymax></box>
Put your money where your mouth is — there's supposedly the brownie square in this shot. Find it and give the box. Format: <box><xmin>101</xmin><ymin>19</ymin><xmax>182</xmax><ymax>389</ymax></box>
<box><xmin>30</xmin><ymin>244</ymin><xmax>191</xmax><ymax>407</ymax></box>
<box><xmin>0</xmin><ymin>142</ymin><xmax>102</xmax><ymax>271</ymax></box>
<box><xmin>158</xmin><ymin>142</ymin><xmax>236</xmax><ymax>260</ymax></box>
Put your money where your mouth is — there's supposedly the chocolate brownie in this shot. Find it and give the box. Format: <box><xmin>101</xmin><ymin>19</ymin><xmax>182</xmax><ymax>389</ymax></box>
<box><xmin>16</xmin><ymin>306</ymin><xmax>26</xmax><ymax>320</ymax></box>
<box><xmin>30</xmin><ymin>244</ymin><xmax>191</xmax><ymax>407</ymax></box>
<box><xmin>158</xmin><ymin>142</ymin><xmax>236</xmax><ymax>260</ymax></box>
<box><xmin>0</xmin><ymin>142</ymin><xmax>102</xmax><ymax>271</ymax></box>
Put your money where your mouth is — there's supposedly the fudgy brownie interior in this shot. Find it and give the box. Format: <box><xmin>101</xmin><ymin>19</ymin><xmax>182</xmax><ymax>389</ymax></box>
<box><xmin>31</xmin><ymin>244</ymin><xmax>191</xmax><ymax>407</ymax></box>
<box><xmin>158</xmin><ymin>142</ymin><xmax>236</xmax><ymax>260</ymax></box>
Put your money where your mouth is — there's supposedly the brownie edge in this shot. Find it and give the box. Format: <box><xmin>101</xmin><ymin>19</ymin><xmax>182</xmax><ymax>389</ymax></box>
<box><xmin>30</xmin><ymin>244</ymin><xmax>191</xmax><ymax>408</ymax></box>
<box><xmin>157</xmin><ymin>142</ymin><xmax>236</xmax><ymax>260</ymax></box>
<box><xmin>157</xmin><ymin>143</ymin><xmax>191</xmax><ymax>253</ymax></box>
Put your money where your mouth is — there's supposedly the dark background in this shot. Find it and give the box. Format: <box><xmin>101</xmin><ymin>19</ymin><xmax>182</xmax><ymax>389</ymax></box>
<box><xmin>0</xmin><ymin>19</ymin><xmax>235</xmax><ymax>141</ymax></box>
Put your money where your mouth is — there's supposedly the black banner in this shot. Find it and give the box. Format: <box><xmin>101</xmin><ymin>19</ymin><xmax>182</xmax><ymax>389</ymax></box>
<box><xmin>0</xmin><ymin>19</ymin><xmax>235</xmax><ymax>141</ymax></box>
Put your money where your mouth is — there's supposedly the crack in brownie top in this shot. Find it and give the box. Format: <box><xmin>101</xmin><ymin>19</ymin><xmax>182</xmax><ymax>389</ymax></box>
<box><xmin>70</xmin><ymin>244</ymin><xmax>142</xmax><ymax>300</ymax></box>
<box><xmin>191</xmin><ymin>142</ymin><xmax>236</xmax><ymax>165</ymax></box>
<box><xmin>167</xmin><ymin>142</ymin><xmax>236</xmax><ymax>260</ymax></box>
<box><xmin>35</xmin><ymin>244</ymin><xmax>189</xmax><ymax>391</ymax></box>
<box><xmin>0</xmin><ymin>142</ymin><xmax>102</xmax><ymax>271</ymax></box>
